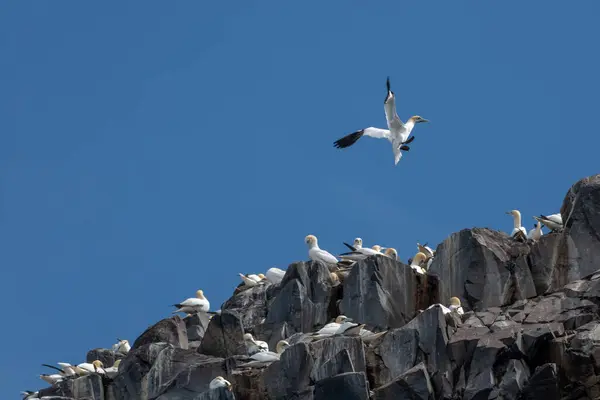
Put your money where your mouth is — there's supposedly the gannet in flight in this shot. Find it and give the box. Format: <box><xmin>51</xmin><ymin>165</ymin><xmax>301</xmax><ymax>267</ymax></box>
<box><xmin>333</xmin><ymin>77</ymin><xmax>429</xmax><ymax>165</ymax></box>
<box><xmin>112</xmin><ymin>339</ymin><xmax>131</xmax><ymax>354</ymax></box>
<box><xmin>248</xmin><ymin>340</ymin><xmax>291</xmax><ymax>363</ymax></box>
<box><xmin>410</xmin><ymin>252</ymin><xmax>428</xmax><ymax>274</ymax></box>
<box><xmin>534</xmin><ymin>213</ymin><xmax>563</xmax><ymax>232</ymax></box>
<box><xmin>243</xmin><ymin>333</ymin><xmax>269</xmax><ymax>355</ymax></box>
<box><xmin>172</xmin><ymin>289</ymin><xmax>210</xmax><ymax>315</ymax></box>
<box><xmin>527</xmin><ymin>221</ymin><xmax>543</xmax><ymax>241</ymax></box>
<box><xmin>305</xmin><ymin>235</ymin><xmax>339</xmax><ymax>266</ymax></box>
<box><xmin>506</xmin><ymin>210</ymin><xmax>527</xmax><ymax>241</ymax></box>
<box><xmin>265</xmin><ymin>267</ymin><xmax>286</xmax><ymax>285</ymax></box>
<box><xmin>209</xmin><ymin>376</ymin><xmax>233</xmax><ymax>391</ymax></box>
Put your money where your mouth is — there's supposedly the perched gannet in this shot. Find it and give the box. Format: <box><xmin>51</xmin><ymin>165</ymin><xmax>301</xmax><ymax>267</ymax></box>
<box><xmin>76</xmin><ymin>360</ymin><xmax>105</xmax><ymax>375</ymax></box>
<box><xmin>243</xmin><ymin>333</ymin><xmax>269</xmax><ymax>355</ymax></box>
<box><xmin>342</xmin><ymin>238</ymin><xmax>381</xmax><ymax>256</ymax></box>
<box><xmin>333</xmin><ymin>77</ymin><xmax>429</xmax><ymax>165</ymax></box>
<box><xmin>371</xmin><ymin>245</ymin><xmax>383</xmax><ymax>253</ymax></box>
<box><xmin>305</xmin><ymin>235</ymin><xmax>338</xmax><ymax>266</ymax></box>
<box><xmin>315</xmin><ymin>315</ymin><xmax>353</xmax><ymax>336</ymax></box>
<box><xmin>506</xmin><ymin>210</ymin><xmax>527</xmax><ymax>240</ymax></box>
<box><xmin>39</xmin><ymin>374</ymin><xmax>63</xmax><ymax>385</ymax></box>
<box><xmin>21</xmin><ymin>391</ymin><xmax>39</xmax><ymax>399</ymax></box>
<box><xmin>172</xmin><ymin>289</ymin><xmax>210</xmax><ymax>314</ymax></box>
<box><xmin>527</xmin><ymin>221</ymin><xmax>543</xmax><ymax>241</ymax></box>
<box><xmin>209</xmin><ymin>376</ymin><xmax>232</xmax><ymax>391</ymax></box>
<box><xmin>329</xmin><ymin>272</ymin><xmax>341</xmax><ymax>284</ymax></box>
<box><xmin>55</xmin><ymin>362</ymin><xmax>77</xmax><ymax>376</ymax></box>
<box><xmin>534</xmin><ymin>213</ymin><xmax>563</xmax><ymax>232</ymax></box>
<box><xmin>239</xmin><ymin>273</ymin><xmax>266</xmax><ymax>287</ymax></box>
<box><xmin>104</xmin><ymin>359</ymin><xmax>122</xmax><ymax>379</ymax></box>
<box><xmin>417</xmin><ymin>243</ymin><xmax>435</xmax><ymax>259</ymax></box>
<box><xmin>265</xmin><ymin>267</ymin><xmax>286</xmax><ymax>285</ymax></box>
<box><xmin>448</xmin><ymin>297</ymin><xmax>465</xmax><ymax>315</ymax></box>
<box><xmin>384</xmin><ymin>248</ymin><xmax>399</xmax><ymax>261</ymax></box>
<box><xmin>112</xmin><ymin>339</ymin><xmax>131</xmax><ymax>354</ymax></box>
<box><xmin>410</xmin><ymin>252</ymin><xmax>428</xmax><ymax>274</ymax></box>
<box><xmin>249</xmin><ymin>340</ymin><xmax>291</xmax><ymax>363</ymax></box>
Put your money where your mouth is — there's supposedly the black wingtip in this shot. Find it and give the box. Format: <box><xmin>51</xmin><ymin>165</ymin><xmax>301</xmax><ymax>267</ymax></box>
<box><xmin>343</xmin><ymin>242</ymin><xmax>357</xmax><ymax>251</ymax></box>
<box><xmin>400</xmin><ymin>145</ymin><xmax>410</xmax><ymax>151</ymax></box>
<box><xmin>403</xmin><ymin>136</ymin><xmax>416</xmax><ymax>145</ymax></box>
<box><xmin>386</xmin><ymin>76</ymin><xmax>391</xmax><ymax>91</ymax></box>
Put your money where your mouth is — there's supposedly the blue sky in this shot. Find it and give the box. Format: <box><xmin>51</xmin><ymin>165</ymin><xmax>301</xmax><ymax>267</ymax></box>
<box><xmin>2</xmin><ymin>1</ymin><xmax>600</xmax><ymax>396</ymax></box>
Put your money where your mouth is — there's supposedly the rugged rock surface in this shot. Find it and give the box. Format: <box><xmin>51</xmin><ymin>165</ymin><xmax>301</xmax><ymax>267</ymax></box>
<box><xmin>30</xmin><ymin>174</ymin><xmax>600</xmax><ymax>400</ymax></box>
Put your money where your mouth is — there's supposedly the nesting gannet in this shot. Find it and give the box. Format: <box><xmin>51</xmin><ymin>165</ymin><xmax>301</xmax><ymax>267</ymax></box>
<box><xmin>315</xmin><ymin>315</ymin><xmax>353</xmax><ymax>336</ymax></box>
<box><xmin>448</xmin><ymin>297</ymin><xmax>465</xmax><ymax>315</ymax></box>
<box><xmin>343</xmin><ymin>237</ymin><xmax>364</xmax><ymax>251</ymax></box>
<box><xmin>239</xmin><ymin>273</ymin><xmax>266</xmax><ymax>287</ymax></box>
<box><xmin>243</xmin><ymin>333</ymin><xmax>269</xmax><ymax>355</ymax></box>
<box><xmin>249</xmin><ymin>340</ymin><xmax>291</xmax><ymax>363</ymax></box>
<box><xmin>21</xmin><ymin>391</ymin><xmax>39</xmax><ymax>399</ymax></box>
<box><xmin>333</xmin><ymin>77</ymin><xmax>429</xmax><ymax>165</ymax></box>
<box><xmin>265</xmin><ymin>267</ymin><xmax>286</xmax><ymax>285</ymax></box>
<box><xmin>342</xmin><ymin>238</ymin><xmax>381</xmax><ymax>256</ymax></box>
<box><xmin>172</xmin><ymin>289</ymin><xmax>210</xmax><ymax>314</ymax></box>
<box><xmin>371</xmin><ymin>245</ymin><xmax>383</xmax><ymax>253</ymax></box>
<box><xmin>104</xmin><ymin>359</ymin><xmax>122</xmax><ymax>379</ymax></box>
<box><xmin>76</xmin><ymin>360</ymin><xmax>105</xmax><ymax>375</ymax></box>
<box><xmin>384</xmin><ymin>248</ymin><xmax>399</xmax><ymax>261</ymax></box>
<box><xmin>410</xmin><ymin>252</ymin><xmax>428</xmax><ymax>274</ymax></box>
<box><xmin>305</xmin><ymin>235</ymin><xmax>338</xmax><ymax>266</ymax></box>
<box><xmin>534</xmin><ymin>213</ymin><xmax>563</xmax><ymax>232</ymax></box>
<box><xmin>112</xmin><ymin>339</ymin><xmax>131</xmax><ymax>354</ymax></box>
<box><xmin>40</xmin><ymin>374</ymin><xmax>64</xmax><ymax>385</ymax></box>
<box><xmin>527</xmin><ymin>221</ymin><xmax>543</xmax><ymax>241</ymax></box>
<box><xmin>209</xmin><ymin>376</ymin><xmax>232</xmax><ymax>391</ymax></box>
<box><xmin>417</xmin><ymin>243</ymin><xmax>435</xmax><ymax>259</ymax></box>
<box><xmin>55</xmin><ymin>362</ymin><xmax>77</xmax><ymax>376</ymax></box>
<box><xmin>506</xmin><ymin>210</ymin><xmax>527</xmax><ymax>240</ymax></box>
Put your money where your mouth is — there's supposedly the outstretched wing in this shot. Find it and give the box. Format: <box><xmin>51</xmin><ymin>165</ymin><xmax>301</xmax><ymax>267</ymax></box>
<box><xmin>384</xmin><ymin>77</ymin><xmax>404</xmax><ymax>133</ymax></box>
<box><xmin>333</xmin><ymin>127</ymin><xmax>390</xmax><ymax>149</ymax></box>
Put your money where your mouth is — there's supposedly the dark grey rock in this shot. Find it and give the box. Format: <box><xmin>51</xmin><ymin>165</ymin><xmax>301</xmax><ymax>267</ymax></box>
<box><xmin>313</xmin><ymin>348</ymin><xmax>355</xmax><ymax>382</ymax></box>
<box><xmin>191</xmin><ymin>387</ymin><xmax>235</xmax><ymax>400</ymax></box>
<box><xmin>185</xmin><ymin>312</ymin><xmax>212</xmax><ymax>342</ymax></box>
<box><xmin>132</xmin><ymin>316</ymin><xmax>188</xmax><ymax>350</ymax></box>
<box><xmin>313</xmin><ymin>372</ymin><xmax>369</xmax><ymax>400</ymax></box>
<box><xmin>372</xmin><ymin>362</ymin><xmax>433</xmax><ymax>400</ymax></box>
<box><xmin>199</xmin><ymin>310</ymin><xmax>246</xmax><ymax>358</ymax></box>
<box><xmin>263</xmin><ymin>342</ymin><xmax>314</xmax><ymax>399</ymax></box>
<box><xmin>463</xmin><ymin>336</ymin><xmax>504</xmax><ymax>400</ymax></box>
<box><xmin>222</xmin><ymin>282</ymin><xmax>272</xmax><ymax>330</ymax></box>
<box><xmin>496</xmin><ymin>359</ymin><xmax>530</xmax><ymax>400</ymax></box>
<box><xmin>308</xmin><ymin>336</ymin><xmax>366</xmax><ymax>382</ymax></box>
<box><xmin>114</xmin><ymin>342</ymin><xmax>171</xmax><ymax>398</ymax></box>
<box><xmin>339</xmin><ymin>254</ymin><xmax>438</xmax><ymax>331</ymax></box>
<box><xmin>429</xmin><ymin>228</ymin><xmax>537</xmax><ymax>311</ymax></box>
<box><xmin>520</xmin><ymin>363</ymin><xmax>559</xmax><ymax>400</ymax></box>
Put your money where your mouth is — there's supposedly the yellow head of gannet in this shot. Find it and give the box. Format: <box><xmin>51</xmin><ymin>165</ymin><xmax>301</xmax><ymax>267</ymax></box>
<box><xmin>92</xmin><ymin>360</ymin><xmax>104</xmax><ymax>373</ymax></box>
<box><xmin>113</xmin><ymin>359</ymin><xmax>122</xmax><ymax>368</ymax></box>
<box><xmin>257</xmin><ymin>273</ymin><xmax>266</xmax><ymax>280</ymax></box>
<box><xmin>384</xmin><ymin>248</ymin><xmax>398</xmax><ymax>259</ymax></box>
<box><xmin>305</xmin><ymin>234</ymin><xmax>318</xmax><ymax>247</ymax></box>
<box><xmin>334</xmin><ymin>315</ymin><xmax>352</xmax><ymax>324</ymax></box>
<box><xmin>329</xmin><ymin>272</ymin><xmax>340</xmax><ymax>283</ymax></box>
<box><xmin>505</xmin><ymin>210</ymin><xmax>522</xmax><ymax>227</ymax></box>
<box><xmin>196</xmin><ymin>290</ymin><xmax>205</xmax><ymax>299</ymax></box>
<box><xmin>409</xmin><ymin>115</ymin><xmax>429</xmax><ymax>124</ymax></box>
<box><xmin>411</xmin><ymin>252</ymin><xmax>428</xmax><ymax>267</ymax></box>
<box><xmin>449</xmin><ymin>297</ymin><xmax>461</xmax><ymax>307</ymax></box>
<box><xmin>353</xmin><ymin>238</ymin><xmax>363</xmax><ymax>248</ymax></box>
<box><xmin>209</xmin><ymin>376</ymin><xmax>233</xmax><ymax>391</ymax></box>
<box><xmin>276</xmin><ymin>340</ymin><xmax>291</xmax><ymax>354</ymax></box>
<box><xmin>371</xmin><ymin>245</ymin><xmax>382</xmax><ymax>253</ymax></box>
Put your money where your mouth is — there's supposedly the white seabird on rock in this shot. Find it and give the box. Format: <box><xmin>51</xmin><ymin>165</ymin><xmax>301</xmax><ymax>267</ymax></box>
<box><xmin>342</xmin><ymin>238</ymin><xmax>381</xmax><ymax>256</ymax></box>
<box><xmin>506</xmin><ymin>210</ymin><xmax>527</xmax><ymax>240</ymax></box>
<box><xmin>112</xmin><ymin>339</ymin><xmax>131</xmax><ymax>354</ymax></box>
<box><xmin>172</xmin><ymin>289</ymin><xmax>210</xmax><ymax>314</ymax></box>
<box><xmin>384</xmin><ymin>248</ymin><xmax>399</xmax><ymax>261</ymax></box>
<box><xmin>527</xmin><ymin>220</ymin><xmax>543</xmax><ymax>241</ymax></box>
<box><xmin>315</xmin><ymin>315</ymin><xmax>354</xmax><ymax>336</ymax></box>
<box><xmin>448</xmin><ymin>297</ymin><xmax>465</xmax><ymax>315</ymax></box>
<box><xmin>265</xmin><ymin>267</ymin><xmax>286</xmax><ymax>285</ymax></box>
<box><xmin>104</xmin><ymin>359</ymin><xmax>122</xmax><ymax>379</ymax></box>
<box><xmin>249</xmin><ymin>340</ymin><xmax>291</xmax><ymax>363</ymax></box>
<box><xmin>209</xmin><ymin>376</ymin><xmax>232</xmax><ymax>391</ymax></box>
<box><xmin>534</xmin><ymin>213</ymin><xmax>563</xmax><ymax>232</ymax></box>
<box><xmin>243</xmin><ymin>333</ymin><xmax>269</xmax><ymax>355</ymax></box>
<box><xmin>417</xmin><ymin>243</ymin><xmax>435</xmax><ymax>259</ymax></box>
<box><xmin>39</xmin><ymin>373</ymin><xmax>64</xmax><ymax>385</ymax></box>
<box><xmin>239</xmin><ymin>273</ymin><xmax>266</xmax><ymax>287</ymax></box>
<box><xmin>333</xmin><ymin>77</ymin><xmax>429</xmax><ymax>165</ymax></box>
<box><xmin>305</xmin><ymin>235</ymin><xmax>339</xmax><ymax>266</ymax></box>
<box><xmin>410</xmin><ymin>252</ymin><xmax>428</xmax><ymax>274</ymax></box>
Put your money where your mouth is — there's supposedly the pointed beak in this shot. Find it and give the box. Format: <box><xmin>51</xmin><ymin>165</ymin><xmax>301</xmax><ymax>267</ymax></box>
<box><xmin>505</xmin><ymin>211</ymin><xmax>511</xmax><ymax>215</ymax></box>
<box><xmin>420</xmin><ymin>118</ymin><xmax>429</xmax><ymax>123</ymax></box>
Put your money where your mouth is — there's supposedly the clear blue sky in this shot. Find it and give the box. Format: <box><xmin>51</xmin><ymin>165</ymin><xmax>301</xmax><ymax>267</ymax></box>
<box><xmin>2</xmin><ymin>1</ymin><xmax>600</xmax><ymax>396</ymax></box>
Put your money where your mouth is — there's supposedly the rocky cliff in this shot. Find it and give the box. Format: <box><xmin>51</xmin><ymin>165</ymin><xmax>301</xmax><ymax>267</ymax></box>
<box><xmin>31</xmin><ymin>174</ymin><xmax>600</xmax><ymax>400</ymax></box>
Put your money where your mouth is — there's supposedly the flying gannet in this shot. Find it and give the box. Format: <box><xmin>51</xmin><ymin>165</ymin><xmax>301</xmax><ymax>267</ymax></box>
<box><xmin>265</xmin><ymin>267</ymin><xmax>286</xmax><ymax>285</ymax></box>
<box><xmin>209</xmin><ymin>376</ymin><xmax>233</xmax><ymax>391</ymax></box>
<box><xmin>333</xmin><ymin>77</ymin><xmax>429</xmax><ymax>165</ymax></box>
<box><xmin>112</xmin><ymin>339</ymin><xmax>130</xmax><ymax>354</ymax></box>
<box><xmin>249</xmin><ymin>340</ymin><xmax>291</xmax><ymax>363</ymax></box>
<box><xmin>172</xmin><ymin>289</ymin><xmax>210</xmax><ymax>315</ymax></box>
<box><xmin>243</xmin><ymin>333</ymin><xmax>269</xmax><ymax>355</ymax></box>
<box><xmin>305</xmin><ymin>235</ymin><xmax>339</xmax><ymax>266</ymax></box>
<box><xmin>410</xmin><ymin>252</ymin><xmax>428</xmax><ymax>274</ymax></box>
<box><xmin>534</xmin><ymin>213</ymin><xmax>563</xmax><ymax>232</ymax></box>
<box><xmin>506</xmin><ymin>210</ymin><xmax>527</xmax><ymax>241</ymax></box>
<box><xmin>239</xmin><ymin>273</ymin><xmax>266</xmax><ymax>287</ymax></box>
<box><xmin>527</xmin><ymin>221</ymin><xmax>543</xmax><ymax>241</ymax></box>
